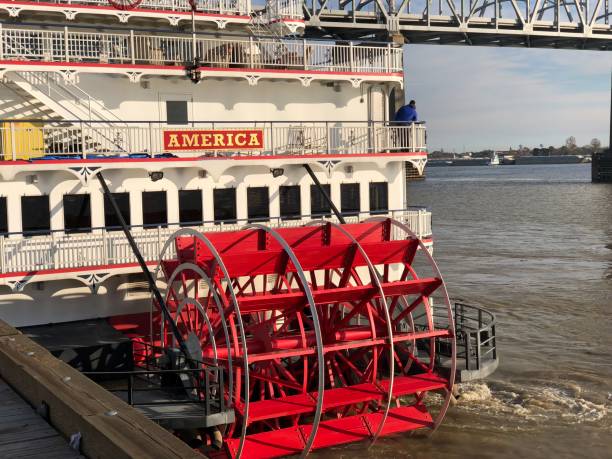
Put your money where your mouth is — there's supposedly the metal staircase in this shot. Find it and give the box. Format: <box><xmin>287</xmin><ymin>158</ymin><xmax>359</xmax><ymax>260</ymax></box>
<box><xmin>247</xmin><ymin>3</ymin><xmax>297</xmax><ymax>69</ymax></box>
<box><xmin>2</xmin><ymin>28</ymin><xmax>124</xmax><ymax>123</ymax></box>
<box><xmin>7</xmin><ymin>72</ymin><xmax>123</xmax><ymax>124</ymax></box>
<box><xmin>1</xmin><ymin>32</ymin><xmax>128</xmax><ymax>155</ymax></box>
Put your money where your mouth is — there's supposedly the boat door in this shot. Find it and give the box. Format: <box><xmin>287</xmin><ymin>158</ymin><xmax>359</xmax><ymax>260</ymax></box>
<box><xmin>368</xmin><ymin>85</ymin><xmax>388</xmax><ymax>152</ymax></box>
<box><xmin>158</xmin><ymin>93</ymin><xmax>193</xmax><ymax>126</ymax></box>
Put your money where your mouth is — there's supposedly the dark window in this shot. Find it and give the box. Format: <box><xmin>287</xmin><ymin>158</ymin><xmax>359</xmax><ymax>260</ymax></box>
<box><xmin>0</xmin><ymin>197</ymin><xmax>7</xmax><ymax>235</ymax></box>
<box><xmin>310</xmin><ymin>184</ymin><xmax>331</xmax><ymax>218</ymax></box>
<box><xmin>166</xmin><ymin>100</ymin><xmax>188</xmax><ymax>125</ymax></box>
<box><xmin>369</xmin><ymin>182</ymin><xmax>388</xmax><ymax>214</ymax></box>
<box><xmin>213</xmin><ymin>188</ymin><xmax>236</xmax><ymax>224</ymax></box>
<box><xmin>104</xmin><ymin>192</ymin><xmax>131</xmax><ymax>230</ymax></box>
<box><xmin>21</xmin><ymin>195</ymin><xmax>50</xmax><ymax>236</ymax></box>
<box><xmin>179</xmin><ymin>190</ymin><xmax>202</xmax><ymax>226</ymax></box>
<box><xmin>142</xmin><ymin>191</ymin><xmax>167</xmax><ymax>227</ymax></box>
<box><xmin>247</xmin><ymin>187</ymin><xmax>269</xmax><ymax>223</ymax></box>
<box><xmin>63</xmin><ymin>194</ymin><xmax>91</xmax><ymax>233</ymax></box>
<box><xmin>341</xmin><ymin>183</ymin><xmax>360</xmax><ymax>217</ymax></box>
<box><xmin>279</xmin><ymin>186</ymin><xmax>301</xmax><ymax>220</ymax></box>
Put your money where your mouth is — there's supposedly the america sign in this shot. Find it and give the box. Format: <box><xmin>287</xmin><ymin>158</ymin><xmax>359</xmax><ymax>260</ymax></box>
<box><xmin>163</xmin><ymin>129</ymin><xmax>264</xmax><ymax>151</ymax></box>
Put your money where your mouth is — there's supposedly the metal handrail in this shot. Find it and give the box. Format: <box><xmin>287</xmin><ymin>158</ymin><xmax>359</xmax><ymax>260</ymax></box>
<box><xmin>83</xmin><ymin>366</ymin><xmax>225</xmax><ymax>414</ymax></box>
<box><xmin>414</xmin><ymin>300</ymin><xmax>497</xmax><ymax>372</ymax></box>
<box><xmin>454</xmin><ymin>302</ymin><xmax>497</xmax><ymax>371</ymax></box>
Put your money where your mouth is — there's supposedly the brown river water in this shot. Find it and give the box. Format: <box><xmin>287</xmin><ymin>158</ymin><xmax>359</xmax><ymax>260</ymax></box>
<box><xmin>317</xmin><ymin>163</ymin><xmax>612</xmax><ymax>459</ymax></box>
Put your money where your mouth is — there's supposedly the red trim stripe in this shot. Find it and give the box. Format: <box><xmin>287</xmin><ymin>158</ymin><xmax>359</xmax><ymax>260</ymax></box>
<box><xmin>0</xmin><ymin>151</ymin><xmax>427</xmax><ymax>166</ymax></box>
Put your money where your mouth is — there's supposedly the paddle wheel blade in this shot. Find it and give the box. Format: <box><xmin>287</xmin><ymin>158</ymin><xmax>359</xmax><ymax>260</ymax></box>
<box><xmin>149</xmin><ymin>218</ymin><xmax>455</xmax><ymax>458</ymax></box>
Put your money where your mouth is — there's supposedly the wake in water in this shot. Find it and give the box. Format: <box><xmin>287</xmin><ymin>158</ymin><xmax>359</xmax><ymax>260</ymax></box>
<box><xmin>456</xmin><ymin>380</ymin><xmax>608</xmax><ymax>425</ymax></box>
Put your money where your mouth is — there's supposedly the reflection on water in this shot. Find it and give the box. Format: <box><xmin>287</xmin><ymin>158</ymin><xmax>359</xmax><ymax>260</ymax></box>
<box><xmin>319</xmin><ymin>164</ymin><xmax>612</xmax><ymax>459</ymax></box>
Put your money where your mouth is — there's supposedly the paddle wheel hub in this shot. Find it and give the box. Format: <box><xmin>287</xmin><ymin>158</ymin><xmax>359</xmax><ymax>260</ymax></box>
<box><xmin>152</xmin><ymin>218</ymin><xmax>456</xmax><ymax>458</ymax></box>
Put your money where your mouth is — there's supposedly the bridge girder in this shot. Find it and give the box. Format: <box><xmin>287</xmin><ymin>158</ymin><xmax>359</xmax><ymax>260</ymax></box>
<box><xmin>303</xmin><ymin>0</ymin><xmax>612</xmax><ymax>49</ymax></box>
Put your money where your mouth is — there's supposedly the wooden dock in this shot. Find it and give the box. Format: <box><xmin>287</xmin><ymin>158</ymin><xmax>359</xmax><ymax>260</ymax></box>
<box><xmin>0</xmin><ymin>378</ymin><xmax>82</xmax><ymax>458</ymax></box>
<box><xmin>0</xmin><ymin>320</ymin><xmax>205</xmax><ymax>459</ymax></box>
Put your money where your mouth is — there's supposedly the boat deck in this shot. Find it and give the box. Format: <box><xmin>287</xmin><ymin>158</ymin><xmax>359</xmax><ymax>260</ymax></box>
<box><xmin>0</xmin><ymin>378</ymin><xmax>82</xmax><ymax>458</ymax></box>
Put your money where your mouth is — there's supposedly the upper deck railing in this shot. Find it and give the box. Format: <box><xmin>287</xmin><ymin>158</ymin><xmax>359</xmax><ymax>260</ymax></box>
<box><xmin>0</xmin><ymin>120</ymin><xmax>426</xmax><ymax>160</ymax></box>
<box><xmin>0</xmin><ymin>0</ymin><xmax>252</xmax><ymax>14</ymax></box>
<box><xmin>0</xmin><ymin>209</ymin><xmax>432</xmax><ymax>275</ymax></box>
<box><xmin>0</xmin><ymin>0</ymin><xmax>304</xmax><ymax>20</ymax></box>
<box><xmin>0</xmin><ymin>26</ymin><xmax>402</xmax><ymax>73</ymax></box>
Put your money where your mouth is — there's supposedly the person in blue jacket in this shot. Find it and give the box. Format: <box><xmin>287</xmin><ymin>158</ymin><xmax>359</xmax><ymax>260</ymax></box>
<box><xmin>394</xmin><ymin>100</ymin><xmax>418</xmax><ymax>124</ymax></box>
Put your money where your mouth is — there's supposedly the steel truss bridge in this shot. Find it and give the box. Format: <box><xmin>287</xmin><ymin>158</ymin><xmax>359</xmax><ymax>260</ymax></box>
<box><xmin>301</xmin><ymin>0</ymin><xmax>612</xmax><ymax>49</ymax></box>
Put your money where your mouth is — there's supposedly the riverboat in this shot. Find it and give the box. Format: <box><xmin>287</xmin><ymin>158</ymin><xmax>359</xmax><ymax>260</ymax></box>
<box><xmin>0</xmin><ymin>1</ymin><xmax>457</xmax><ymax>457</ymax></box>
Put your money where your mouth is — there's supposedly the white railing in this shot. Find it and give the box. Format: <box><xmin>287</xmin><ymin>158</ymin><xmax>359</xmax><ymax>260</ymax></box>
<box><xmin>0</xmin><ymin>209</ymin><xmax>432</xmax><ymax>275</ymax></box>
<box><xmin>0</xmin><ymin>120</ymin><xmax>426</xmax><ymax>160</ymax></box>
<box><xmin>0</xmin><ymin>0</ymin><xmax>251</xmax><ymax>15</ymax></box>
<box><xmin>0</xmin><ymin>27</ymin><xmax>403</xmax><ymax>73</ymax></box>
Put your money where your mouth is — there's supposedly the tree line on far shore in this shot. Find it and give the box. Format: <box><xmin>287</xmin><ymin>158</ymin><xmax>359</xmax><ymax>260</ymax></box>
<box><xmin>431</xmin><ymin>137</ymin><xmax>605</xmax><ymax>159</ymax></box>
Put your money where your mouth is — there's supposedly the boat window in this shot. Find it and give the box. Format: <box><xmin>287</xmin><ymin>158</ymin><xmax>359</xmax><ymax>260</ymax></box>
<box><xmin>166</xmin><ymin>100</ymin><xmax>189</xmax><ymax>125</ymax></box>
<box><xmin>0</xmin><ymin>197</ymin><xmax>7</xmax><ymax>236</ymax></box>
<box><xmin>21</xmin><ymin>195</ymin><xmax>50</xmax><ymax>236</ymax></box>
<box><xmin>63</xmin><ymin>194</ymin><xmax>91</xmax><ymax>233</ymax></box>
<box><xmin>104</xmin><ymin>192</ymin><xmax>131</xmax><ymax>230</ymax></box>
<box><xmin>369</xmin><ymin>182</ymin><xmax>388</xmax><ymax>214</ymax></box>
<box><xmin>247</xmin><ymin>187</ymin><xmax>269</xmax><ymax>223</ymax></box>
<box><xmin>142</xmin><ymin>191</ymin><xmax>167</xmax><ymax>228</ymax></box>
<box><xmin>179</xmin><ymin>190</ymin><xmax>202</xmax><ymax>227</ymax></box>
<box><xmin>341</xmin><ymin>183</ymin><xmax>360</xmax><ymax>217</ymax></box>
<box><xmin>279</xmin><ymin>186</ymin><xmax>301</xmax><ymax>220</ymax></box>
<box><xmin>213</xmin><ymin>188</ymin><xmax>237</xmax><ymax>224</ymax></box>
<box><xmin>310</xmin><ymin>184</ymin><xmax>331</xmax><ymax>218</ymax></box>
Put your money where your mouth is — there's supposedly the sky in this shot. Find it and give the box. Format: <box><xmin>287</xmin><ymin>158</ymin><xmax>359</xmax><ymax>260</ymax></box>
<box><xmin>403</xmin><ymin>45</ymin><xmax>612</xmax><ymax>152</ymax></box>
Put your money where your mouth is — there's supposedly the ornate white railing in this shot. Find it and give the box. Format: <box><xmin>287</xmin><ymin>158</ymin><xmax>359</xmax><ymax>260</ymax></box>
<box><xmin>0</xmin><ymin>209</ymin><xmax>432</xmax><ymax>275</ymax></box>
<box><xmin>0</xmin><ymin>0</ymin><xmax>252</xmax><ymax>15</ymax></box>
<box><xmin>0</xmin><ymin>26</ymin><xmax>403</xmax><ymax>73</ymax></box>
<box><xmin>0</xmin><ymin>120</ymin><xmax>426</xmax><ymax>160</ymax></box>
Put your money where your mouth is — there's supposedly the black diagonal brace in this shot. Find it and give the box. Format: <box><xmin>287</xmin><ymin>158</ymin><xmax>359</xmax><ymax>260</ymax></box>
<box><xmin>303</xmin><ymin>163</ymin><xmax>346</xmax><ymax>224</ymax></box>
<box><xmin>95</xmin><ymin>172</ymin><xmax>192</xmax><ymax>364</ymax></box>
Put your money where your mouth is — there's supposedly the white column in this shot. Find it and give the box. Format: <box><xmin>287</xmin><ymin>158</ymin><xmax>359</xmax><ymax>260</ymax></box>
<box><xmin>6</xmin><ymin>194</ymin><xmax>22</xmax><ymax>235</ymax></box>
<box><xmin>203</xmin><ymin>186</ymin><xmax>214</xmax><ymax>224</ymax></box>
<box><xmin>235</xmin><ymin>183</ymin><xmax>247</xmax><ymax>223</ymax></box>
<box><xmin>166</xmin><ymin>185</ymin><xmax>180</xmax><ymax>227</ymax></box>
<box><xmin>90</xmin><ymin>188</ymin><xmax>105</xmax><ymax>231</ymax></box>
<box><xmin>131</xmin><ymin>190</ymin><xmax>143</xmax><ymax>227</ymax></box>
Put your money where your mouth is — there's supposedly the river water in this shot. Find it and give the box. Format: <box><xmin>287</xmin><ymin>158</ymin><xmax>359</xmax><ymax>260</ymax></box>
<box><xmin>321</xmin><ymin>164</ymin><xmax>612</xmax><ymax>459</ymax></box>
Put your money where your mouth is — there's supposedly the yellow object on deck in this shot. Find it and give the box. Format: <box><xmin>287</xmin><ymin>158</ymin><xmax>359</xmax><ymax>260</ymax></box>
<box><xmin>0</xmin><ymin>122</ymin><xmax>45</xmax><ymax>160</ymax></box>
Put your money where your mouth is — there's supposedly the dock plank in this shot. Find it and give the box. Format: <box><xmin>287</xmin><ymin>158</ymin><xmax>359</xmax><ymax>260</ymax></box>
<box><xmin>0</xmin><ymin>378</ymin><xmax>82</xmax><ymax>458</ymax></box>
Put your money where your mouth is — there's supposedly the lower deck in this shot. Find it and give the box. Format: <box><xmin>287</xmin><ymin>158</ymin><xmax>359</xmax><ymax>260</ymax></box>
<box><xmin>0</xmin><ymin>378</ymin><xmax>82</xmax><ymax>458</ymax></box>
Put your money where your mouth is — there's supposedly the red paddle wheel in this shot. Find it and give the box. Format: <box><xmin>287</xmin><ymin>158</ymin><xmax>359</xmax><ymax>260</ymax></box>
<box><xmin>107</xmin><ymin>0</ymin><xmax>144</xmax><ymax>10</ymax></box>
<box><xmin>152</xmin><ymin>218</ymin><xmax>455</xmax><ymax>458</ymax></box>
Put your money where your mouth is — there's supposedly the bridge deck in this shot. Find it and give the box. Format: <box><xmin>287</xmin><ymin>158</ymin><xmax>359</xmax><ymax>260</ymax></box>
<box><xmin>0</xmin><ymin>378</ymin><xmax>82</xmax><ymax>458</ymax></box>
